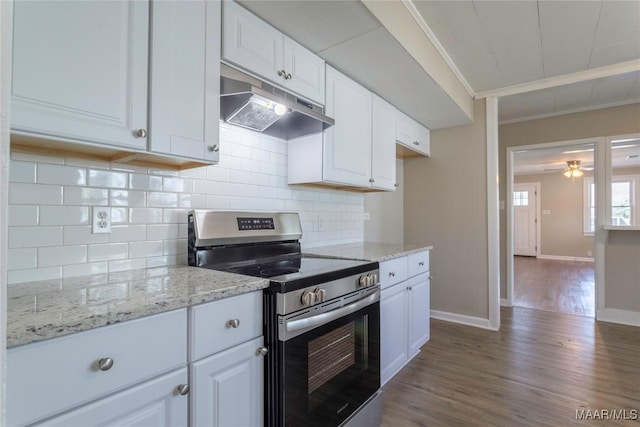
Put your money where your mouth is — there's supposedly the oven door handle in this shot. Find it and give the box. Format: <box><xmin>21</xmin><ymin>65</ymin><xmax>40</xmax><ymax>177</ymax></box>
<box><xmin>286</xmin><ymin>289</ymin><xmax>379</xmax><ymax>333</ymax></box>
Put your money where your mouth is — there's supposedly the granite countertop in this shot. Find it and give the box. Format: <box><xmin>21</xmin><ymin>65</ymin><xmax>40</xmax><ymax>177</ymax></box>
<box><xmin>304</xmin><ymin>242</ymin><xmax>433</xmax><ymax>262</ymax></box>
<box><xmin>7</xmin><ymin>266</ymin><xmax>269</xmax><ymax>349</ymax></box>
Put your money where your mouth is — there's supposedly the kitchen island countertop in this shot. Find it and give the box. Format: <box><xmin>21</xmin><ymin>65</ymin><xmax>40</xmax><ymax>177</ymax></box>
<box><xmin>304</xmin><ymin>242</ymin><xmax>433</xmax><ymax>262</ymax></box>
<box><xmin>7</xmin><ymin>266</ymin><xmax>269</xmax><ymax>348</ymax></box>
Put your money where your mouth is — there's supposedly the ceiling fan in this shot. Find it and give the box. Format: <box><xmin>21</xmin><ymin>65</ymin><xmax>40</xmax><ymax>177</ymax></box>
<box><xmin>543</xmin><ymin>159</ymin><xmax>594</xmax><ymax>173</ymax></box>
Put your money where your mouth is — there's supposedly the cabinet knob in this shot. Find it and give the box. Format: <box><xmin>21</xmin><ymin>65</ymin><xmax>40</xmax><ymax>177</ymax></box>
<box><xmin>97</xmin><ymin>357</ymin><xmax>114</xmax><ymax>371</ymax></box>
<box><xmin>278</xmin><ymin>69</ymin><xmax>287</xmax><ymax>78</ymax></box>
<box><xmin>389</xmin><ymin>272</ymin><xmax>395</xmax><ymax>277</ymax></box>
<box><xmin>207</xmin><ymin>144</ymin><xmax>219</xmax><ymax>152</ymax></box>
<box><xmin>285</xmin><ymin>73</ymin><xmax>292</xmax><ymax>80</ymax></box>
<box><xmin>413</xmin><ymin>141</ymin><xmax>419</xmax><ymax>146</ymax></box>
<box><xmin>177</xmin><ymin>384</ymin><xmax>190</xmax><ymax>396</ymax></box>
<box><xmin>227</xmin><ymin>319</ymin><xmax>240</xmax><ymax>328</ymax></box>
<box><xmin>134</xmin><ymin>129</ymin><xmax>147</xmax><ymax>138</ymax></box>
<box><xmin>369</xmin><ymin>178</ymin><xmax>374</xmax><ymax>183</ymax></box>
<box><xmin>256</xmin><ymin>347</ymin><xmax>268</xmax><ymax>356</ymax></box>
<box><xmin>408</xmin><ymin>287</ymin><xmax>412</xmax><ymax>291</ymax></box>
<box><xmin>418</xmin><ymin>262</ymin><xmax>424</xmax><ymax>266</ymax></box>
<box><xmin>394</xmin><ymin>183</ymin><xmax>399</xmax><ymax>188</ymax></box>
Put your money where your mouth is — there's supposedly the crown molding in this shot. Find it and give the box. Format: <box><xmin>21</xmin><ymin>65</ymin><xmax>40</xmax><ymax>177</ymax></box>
<box><xmin>402</xmin><ymin>0</ymin><xmax>475</xmax><ymax>98</ymax></box>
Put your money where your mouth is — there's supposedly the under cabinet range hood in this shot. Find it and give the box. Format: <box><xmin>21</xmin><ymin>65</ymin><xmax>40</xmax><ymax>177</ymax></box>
<box><xmin>220</xmin><ymin>64</ymin><xmax>334</xmax><ymax>140</ymax></box>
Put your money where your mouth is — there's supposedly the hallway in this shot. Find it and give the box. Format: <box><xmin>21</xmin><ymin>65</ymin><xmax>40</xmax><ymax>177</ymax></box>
<box><xmin>514</xmin><ymin>256</ymin><xmax>595</xmax><ymax>317</ymax></box>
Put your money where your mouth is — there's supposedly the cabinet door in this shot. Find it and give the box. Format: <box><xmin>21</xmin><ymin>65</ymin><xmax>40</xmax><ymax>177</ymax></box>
<box><xmin>11</xmin><ymin>1</ymin><xmax>148</xmax><ymax>150</ymax></box>
<box><xmin>191</xmin><ymin>336</ymin><xmax>264</xmax><ymax>427</ymax></box>
<box><xmin>395</xmin><ymin>111</ymin><xmax>415</xmax><ymax>148</ymax></box>
<box><xmin>149</xmin><ymin>0</ymin><xmax>220</xmax><ymax>162</ymax></box>
<box><xmin>408</xmin><ymin>273</ymin><xmax>430</xmax><ymax>357</ymax></box>
<box><xmin>371</xmin><ymin>95</ymin><xmax>397</xmax><ymax>191</ymax></box>
<box><xmin>283</xmin><ymin>37</ymin><xmax>325</xmax><ymax>105</ymax></box>
<box><xmin>222</xmin><ymin>0</ymin><xmax>282</xmax><ymax>84</ymax></box>
<box><xmin>380</xmin><ymin>283</ymin><xmax>408</xmax><ymax>386</ymax></box>
<box><xmin>323</xmin><ymin>66</ymin><xmax>372</xmax><ymax>187</ymax></box>
<box><xmin>414</xmin><ymin>123</ymin><xmax>430</xmax><ymax>156</ymax></box>
<box><xmin>35</xmin><ymin>368</ymin><xmax>188</xmax><ymax>427</ymax></box>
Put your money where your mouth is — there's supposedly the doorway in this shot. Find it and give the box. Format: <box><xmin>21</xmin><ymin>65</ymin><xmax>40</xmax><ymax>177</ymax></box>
<box><xmin>507</xmin><ymin>139</ymin><xmax>599</xmax><ymax>317</ymax></box>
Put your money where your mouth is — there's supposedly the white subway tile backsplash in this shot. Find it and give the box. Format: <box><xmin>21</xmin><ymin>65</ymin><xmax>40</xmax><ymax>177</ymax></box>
<box><xmin>10</xmin><ymin>161</ymin><xmax>37</xmax><ymax>183</ymax></box>
<box><xmin>8</xmin><ymin>125</ymin><xmax>365</xmax><ymax>284</ymax></box>
<box><xmin>88</xmin><ymin>243</ymin><xmax>128</xmax><ymax>262</ymax></box>
<box><xmin>10</xmin><ymin>183</ymin><xmax>63</xmax><ymax>205</ymax></box>
<box><xmin>39</xmin><ymin>206</ymin><xmax>90</xmax><ymax>226</ymax></box>
<box><xmin>64</xmin><ymin>187</ymin><xmax>109</xmax><ymax>206</ymax></box>
<box><xmin>8</xmin><ymin>248</ymin><xmax>38</xmax><ymax>270</ymax></box>
<box><xmin>63</xmin><ymin>262</ymin><xmax>108</xmax><ymax>278</ymax></box>
<box><xmin>64</xmin><ymin>226</ymin><xmax>110</xmax><ymax>245</ymax></box>
<box><xmin>88</xmin><ymin>170</ymin><xmax>128</xmax><ymax>188</ymax></box>
<box><xmin>38</xmin><ymin>245</ymin><xmax>87</xmax><ymax>267</ymax></box>
<box><xmin>129</xmin><ymin>241</ymin><xmax>164</xmax><ymax>259</ymax></box>
<box><xmin>147</xmin><ymin>224</ymin><xmax>179</xmax><ymax>241</ymax></box>
<box><xmin>130</xmin><ymin>173</ymin><xmax>163</xmax><ymax>191</ymax></box>
<box><xmin>148</xmin><ymin>192</ymin><xmax>179</xmax><ymax>207</ymax></box>
<box><xmin>9</xmin><ymin>226</ymin><xmax>63</xmax><ymax>248</ymax></box>
<box><xmin>9</xmin><ymin>205</ymin><xmax>38</xmax><ymax>226</ymax></box>
<box><xmin>110</xmin><ymin>225</ymin><xmax>147</xmax><ymax>243</ymax></box>
<box><xmin>8</xmin><ymin>267</ymin><xmax>62</xmax><ymax>284</ymax></box>
<box><xmin>38</xmin><ymin>164</ymin><xmax>87</xmax><ymax>186</ymax></box>
<box><xmin>129</xmin><ymin>207</ymin><xmax>163</xmax><ymax>224</ymax></box>
<box><xmin>110</xmin><ymin>190</ymin><xmax>146</xmax><ymax>207</ymax></box>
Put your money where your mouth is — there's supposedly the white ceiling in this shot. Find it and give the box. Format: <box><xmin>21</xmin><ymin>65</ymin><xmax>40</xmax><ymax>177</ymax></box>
<box><xmin>411</xmin><ymin>0</ymin><xmax>640</xmax><ymax>122</ymax></box>
<box><xmin>238</xmin><ymin>0</ymin><xmax>640</xmax><ymax>127</ymax></box>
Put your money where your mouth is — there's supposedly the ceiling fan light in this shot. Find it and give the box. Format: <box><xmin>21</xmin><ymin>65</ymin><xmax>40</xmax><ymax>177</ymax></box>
<box><xmin>563</xmin><ymin>169</ymin><xmax>572</xmax><ymax>178</ymax></box>
<box><xmin>573</xmin><ymin>169</ymin><xmax>583</xmax><ymax>178</ymax></box>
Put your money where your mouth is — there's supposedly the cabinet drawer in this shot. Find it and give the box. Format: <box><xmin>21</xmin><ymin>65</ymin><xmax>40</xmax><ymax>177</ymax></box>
<box><xmin>379</xmin><ymin>256</ymin><xmax>408</xmax><ymax>289</ymax></box>
<box><xmin>190</xmin><ymin>291</ymin><xmax>262</xmax><ymax>361</ymax></box>
<box><xmin>408</xmin><ymin>251</ymin><xmax>430</xmax><ymax>277</ymax></box>
<box><xmin>7</xmin><ymin>309</ymin><xmax>187</xmax><ymax>427</ymax></box>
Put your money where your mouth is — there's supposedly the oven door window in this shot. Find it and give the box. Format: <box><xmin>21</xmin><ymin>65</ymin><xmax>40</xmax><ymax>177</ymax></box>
<box><xmin>281</xmin><ymin>302</ymin><xmax>380</xmax><ymax>427</ymax></box>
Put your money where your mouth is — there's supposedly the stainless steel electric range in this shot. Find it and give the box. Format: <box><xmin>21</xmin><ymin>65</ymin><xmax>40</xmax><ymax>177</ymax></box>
<box><xmin>188</xmin><ymin>210</ymin><xmax>382</xmax><ymax>427</ymax></box>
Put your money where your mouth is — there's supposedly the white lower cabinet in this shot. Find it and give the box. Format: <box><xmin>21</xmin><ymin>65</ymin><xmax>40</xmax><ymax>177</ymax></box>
<box><xmin>35</xmin><ymin>368</ymin><xmax>189</xmax><ymax>427</ymax></box>
<box><xmin>191</xmin><ymin>336</ymin><xmax>264</xmax><ymax>427</ymax></box>
<box><xmin>380</xmin><ymin>251</ymin><xmax>431</xmax><ymax>386</ymax></box>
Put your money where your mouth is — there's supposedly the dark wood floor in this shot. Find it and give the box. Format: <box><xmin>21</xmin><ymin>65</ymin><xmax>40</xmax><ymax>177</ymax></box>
<box><xmin>514</xmin><ymin>256</ymin><xmax>595</xmax><ymax>317</ymax></box>
<box><xmin>382</xmin><ymin>307</ymin><xmax>640</xmax><ymax>427</ymax></box>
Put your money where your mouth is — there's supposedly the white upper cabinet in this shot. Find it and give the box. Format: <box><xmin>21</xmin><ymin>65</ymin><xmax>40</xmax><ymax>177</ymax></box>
<box><xmin>12</xmin><ymin>1</ymin><xmax>149</xmax><ymax>151</ymax></box>
<box><xmin>371</xmin><ymin>95</ymin><xmax>397</xmax><ymax>191</ymax></box>
<box><xmin>149</xmin><ymin>0</ymin><xmax>220</xmax><ymax>162</ymax></box>
<box><xmin>323</xmin><ymin>65</ymin><xmax>372</xmax><ymax>187</ymax></box>
<box><xmin>396</xmin><ymin>111</ymin><xmax>430</xmax><ymax>157</ymax></box>
<box><xmin>222</xmin><ymin>1</ymin><xmax>325</xmax><ymax>104</ymax></box>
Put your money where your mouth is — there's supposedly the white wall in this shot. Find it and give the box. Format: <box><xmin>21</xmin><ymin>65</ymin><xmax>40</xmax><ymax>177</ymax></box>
<box><xmin>7</xmin><ymin>123</ymin><xmax>366</xmax><ymax>285</ymax></box>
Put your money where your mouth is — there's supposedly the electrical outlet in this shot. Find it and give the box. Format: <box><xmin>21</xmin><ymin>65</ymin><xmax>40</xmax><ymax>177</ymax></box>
<box><xmin>92</xmin><ymin>207</ymin><xmax>111</xmax><ymax>234</ymax></box>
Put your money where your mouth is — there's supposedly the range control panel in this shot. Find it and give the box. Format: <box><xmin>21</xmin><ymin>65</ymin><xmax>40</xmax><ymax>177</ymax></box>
<box><xmin>237</xmin><ymin>217</ymin><xmax>275</xmax><ymax>231</ymax></box>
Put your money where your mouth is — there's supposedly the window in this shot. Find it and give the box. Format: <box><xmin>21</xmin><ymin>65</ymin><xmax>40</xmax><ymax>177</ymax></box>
<box><xmin>513</xmin><ymin>191</ymin><xmax>529</xmax><ymax>206</ymax></box>
<box><xmin>584</xmin><ymin>175</ymin><xmax>638</xmax><ymax>233</ymax></box>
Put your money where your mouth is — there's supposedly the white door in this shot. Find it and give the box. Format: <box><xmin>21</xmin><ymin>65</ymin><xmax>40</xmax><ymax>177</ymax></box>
<box><xmin>323</xmin><ymin>66</ymin><xmax>372</xmax><ymax>187</ymax></box>
<box><xmin>371</xmin><ymin>95</ymin><xmax>397</xmax><ymax>191</ymax></box>
<box><xmin>513</xmin><ymin>183</ymin><xmax>538</xmax><ymax>256</ymax></box>
<box><xmin>191</xmin><ymin>337</ymin><xmax>264</xmax><ymax>427</ymax></box>
<box><xmin>11</xmin><ymin>1</ymin><xmax>149</xmax><ymax>150</ymax></box>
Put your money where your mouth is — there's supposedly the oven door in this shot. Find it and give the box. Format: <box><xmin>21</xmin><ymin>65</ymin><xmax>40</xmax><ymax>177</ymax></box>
<box><xmin>278</xmin><ymin>289</ymin><xmax>380</xmax><ymax>427</ymax></box>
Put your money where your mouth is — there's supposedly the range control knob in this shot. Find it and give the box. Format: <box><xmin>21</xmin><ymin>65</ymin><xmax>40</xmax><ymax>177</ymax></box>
<box><xmin>370</xmin><ymin>273</ymin><xmax>378</xmax><ymax>285</ymax></box>
<box><xmin>314</xmin><ymin>288</ymin><xmax>326</xmax><ymax>303</ymax></box>
<box><xmin>358</xmin><ymin>275</ymin><xmax>369</xmax><ymax>288</ymax></box>
<box><xmin>301</xmin><ymin>291</ymin><xmax>316</xmax><ymax>307</ymax></box>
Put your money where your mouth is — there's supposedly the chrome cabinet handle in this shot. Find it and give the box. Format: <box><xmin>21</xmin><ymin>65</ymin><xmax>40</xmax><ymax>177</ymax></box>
<box><xmin>134</xmin><ymin>129</ymin><xmax>147</xmax><ymax>138</ymax></box>
<box><xmin>207</xmin><ymin>144</ymin><xmax>219</xmax><ymax>152</ymax></box>
<box><xmin>413</xmin><ymin>141</ymin><xmax>419</xmax><ymax>146</ymax></box>
<box><xmin>177</xmin><ymin>384</ymin><xmax>190</xmax><ymax>396</ymax></box>
<box><xmin>419</xmin><ymin>262</ymin><xmax>424</xmax><ymax>266</ymax></box>
<box><xmin>369</xmin><ymin>178</ymin><xmax>374</xmax><ymax>183</ymax></box>
<box><xmin>285</xmin><ymin>73</ymin><xmax>292</xmax><ymax>80</ymax></box>
<box><xmin>394</xmin><ymin>183</ymin><xmax>399</xmax><ymax>188</ymax></box>
<box><xmin>227</xmin><ymin>319</ymin><xmax>240</xmax><ymax>328</ymax></box>
<box><xmin>256</xmin><ymin>347</ymin><xmax>268</xmax><ymax>356</ymax></box>
<box><xmin>278</xmin><ymin>69</ymin><xmax>286</xmax><ymax>77</ymax></box>
<box><xmin>389</xmin><ymin>272</ymin><xmax>395</xmax><ymax>277</ymax></box>
<box><xmin>98</xmin><ymin>357</ymin><xmax>114</xmax><ymax>371</ymax></box>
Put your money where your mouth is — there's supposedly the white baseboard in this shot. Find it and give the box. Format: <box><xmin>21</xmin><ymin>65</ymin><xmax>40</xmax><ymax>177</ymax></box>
<box><xmin>430</xmin><ymin>310</ymin><xmax>498</xmax><ymax>331</ymax></box>
<box><xmin>500</xmin><ymin>298</ymin><xmax>511</xmax><ymax>307</ymax></box>
<box><xmin>596</xmin><ymin>308</ymin><xmax>640</xmax><ymax>327</ymax></box>
<box><xmin>537</xmin><ymin>254</ymin><xmax>594</xmax><ymax>262</ymax></box>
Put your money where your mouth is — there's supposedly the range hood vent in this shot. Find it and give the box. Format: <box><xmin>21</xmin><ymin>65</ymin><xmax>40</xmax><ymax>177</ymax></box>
<box><xmin>221</xmin><ymin>64</ymin><xmax>334</xmax><ymax>140</ymax></box>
